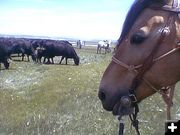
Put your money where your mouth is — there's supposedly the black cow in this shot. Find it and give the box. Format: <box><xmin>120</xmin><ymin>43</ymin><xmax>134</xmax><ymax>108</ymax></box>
<box><xmin>0</xmin><ymin>39</ymin><xmax>14</xmax><ymax>69</ymax></box>
<box><xmin>11</xmin><ymin>38</ymin><xmax>36</xmax><ymax>62</ymax></box>
<box><xmin>21</xmin><ymin>39</ymin><xmax>36</xmax><ymax>62</ymax></box>
<box><xmin>31</xmin><ymin>39</ymin><xmax>53</xmax><ymax>63</ymax></box>
<box><xmin>1</xmin><ymin>38</ymin><xmax>36</xmax><ymax>62</ymax></box>
<box><xmin>36</xmin><ymin>40</ymin><xmax>80</xmax><ymax>65</ymax></box>
<box><xmin>1</xmin><ymin>38</ymin><xmax>25</xmax><ymax>60</ymax></box>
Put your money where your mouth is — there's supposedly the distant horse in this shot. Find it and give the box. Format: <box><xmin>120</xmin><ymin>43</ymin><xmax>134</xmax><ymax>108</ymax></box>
<box><xmin>98</xmin><ymin>0</ymin><xmax>180</xmax><ymax>134</ymax></box>
<box><xmin>97</xmin><ymin>40</ymin><xmax>111</xmax><ymax>54</ymax></box>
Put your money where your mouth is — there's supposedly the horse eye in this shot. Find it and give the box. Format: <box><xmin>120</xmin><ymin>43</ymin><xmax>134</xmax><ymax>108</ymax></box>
<box><xmin>130</xmin><ymin>33</ymin><xmax>146</xmax><ymax>45</ymax></box>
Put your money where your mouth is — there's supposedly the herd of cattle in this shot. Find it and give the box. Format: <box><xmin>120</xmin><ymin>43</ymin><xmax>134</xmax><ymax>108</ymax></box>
<box><xmin>0</xmin><ymin>37</ymin><xmax>80</xmax><ymax>69</ymax></box>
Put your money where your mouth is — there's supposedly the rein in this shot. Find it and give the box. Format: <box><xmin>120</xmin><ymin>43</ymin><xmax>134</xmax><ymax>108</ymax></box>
<box><xmin>112</xmin><ymin>1</ymin><xmax>180</xmax><ymax>134</ymax></box>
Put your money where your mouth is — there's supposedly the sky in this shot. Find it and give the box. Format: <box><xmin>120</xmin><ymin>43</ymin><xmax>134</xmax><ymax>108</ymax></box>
<box><xmin>0</xmin><ymin>0</ymin><xmax>134</xmax><ymax>40</ymax></box>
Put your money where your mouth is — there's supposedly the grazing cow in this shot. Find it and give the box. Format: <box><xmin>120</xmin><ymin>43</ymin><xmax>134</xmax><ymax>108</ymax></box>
<box><xmin>11</xmin><ymin>38</ymin><xmax>36</xmax><ymax>62</ymax></box>
<box><xmin>36</xmin><ymin>40</ymin><xmax>80</xmax><ymax>65</ymax></box>
<box><xmin>36</xmin><ymin>41</ymin><xmax>54</xmax><ymax>64</ymax></box>
<box><xmin>0</xmin><ymin>39</ymin><xmax>14</xmax><ymax>69</ymax></box>
<box><xmin>0</xmin><ymin>47</ymin><xmax>10</xmax><ymax>69</ymax></box>
<box><xmin>1</xmin><ymin>38</ymin><xmax>36</xmax><ymax>62</ymax></box>
<box><xmin>1</xmin><ymin>38</ymin><xmax>26</xmax><ymax>60</ymax></box>
<box><xmin>21</xmin><ymin>39</ymin><xmax>36</xmax><ymax>61</ymax></box>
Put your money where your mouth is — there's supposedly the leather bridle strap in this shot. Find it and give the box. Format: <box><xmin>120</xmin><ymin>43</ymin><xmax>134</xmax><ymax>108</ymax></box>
<box><xmin>127</xmin><ymin>21</ymin><xmax>173</xmax><ymax>135</ymax></box>
<box><xmin>150</xmin><ymin>0</ymin><xmax>180</xmax><ymax>13</ymax></box>
<box><xmin>112</xmin><ymin>46</ymin><xmax>179</xmax><ymax>94</ymax></box>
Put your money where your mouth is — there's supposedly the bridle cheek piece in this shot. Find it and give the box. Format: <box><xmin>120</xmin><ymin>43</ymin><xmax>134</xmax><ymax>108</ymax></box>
<box><xmin>112</xmin><ymin>2</ymin><xmax>180</xmax><ymax>135</ymax></box>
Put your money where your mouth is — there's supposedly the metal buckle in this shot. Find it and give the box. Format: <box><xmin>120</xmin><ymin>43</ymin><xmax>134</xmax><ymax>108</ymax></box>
<box><xmin>129</xmin><ymin>94</ymin><xmax>138</xmax><ymax>103</ymax></box>
<box><xmin>161</xmin><ymin>27</ymin><xmax>170</xmax><ymax>36</ymax></box>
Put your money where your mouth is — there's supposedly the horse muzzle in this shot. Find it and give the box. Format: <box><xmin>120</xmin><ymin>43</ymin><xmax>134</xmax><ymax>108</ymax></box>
<box><xmin>98</xmin><ymin>89</ymin><xmax>134</xmax><ymax>116</ymax></box>
<box><xmin>112</xmin><ymin>96</ymin><xmax>134</xmax><ymax>116</ymax></box>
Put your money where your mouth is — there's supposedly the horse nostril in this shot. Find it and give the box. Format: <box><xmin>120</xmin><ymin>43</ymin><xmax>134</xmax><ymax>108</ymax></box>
<box><xmin>98</xmin><ymin>91</ymin><xmax>106</xmax><ymax>101</ymax></box>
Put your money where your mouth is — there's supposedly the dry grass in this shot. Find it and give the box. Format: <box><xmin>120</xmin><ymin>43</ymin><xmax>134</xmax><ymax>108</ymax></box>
<box><xmin>0</xmin><ymin>47</ymin><xmax>179</xmax><ymax>135</ymax></box>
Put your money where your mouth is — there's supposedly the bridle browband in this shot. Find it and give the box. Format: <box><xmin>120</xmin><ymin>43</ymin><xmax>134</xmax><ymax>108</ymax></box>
<box><xmin>112</xmin><ymin>1</ymin><xmax>180</xmax><ymax>135</ymax></box>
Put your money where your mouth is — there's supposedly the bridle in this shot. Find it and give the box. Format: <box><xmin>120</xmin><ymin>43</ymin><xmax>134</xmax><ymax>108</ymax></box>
<box><xmin>113</xmin><ymin>8</ymin><xmax>180</xmax><ymax>103</ymax></box>
<box><xmin>112</xmin><ymin>1</ymin><xmax>180</xmax><ymax>135</ymax></box>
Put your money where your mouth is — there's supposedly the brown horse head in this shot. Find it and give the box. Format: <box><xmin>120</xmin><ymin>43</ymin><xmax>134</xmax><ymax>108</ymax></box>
<box><xmin>98</xmin><ymin>0</ymin><xmax>180</xmax><ymax>116</ymax></box>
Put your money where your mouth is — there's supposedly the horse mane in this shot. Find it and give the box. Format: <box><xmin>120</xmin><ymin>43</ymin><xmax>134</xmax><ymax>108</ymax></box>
<box><xmin>117</xmin><ymin>0</ymin><xmax>165</xmax><ymax>46</ymax></box>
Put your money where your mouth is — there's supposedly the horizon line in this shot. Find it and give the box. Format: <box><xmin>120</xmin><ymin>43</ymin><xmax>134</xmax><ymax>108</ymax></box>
<box><xmin>0</xmin><ymin>33</ymin><xmax>118</xmax><ymax>41</ymax></box>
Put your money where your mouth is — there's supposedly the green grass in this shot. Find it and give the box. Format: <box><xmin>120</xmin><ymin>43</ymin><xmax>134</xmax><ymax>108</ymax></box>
<box><xmin>0</xmin><ymin>47</ymin><xmax>179</xmax><ymax>135</ymax></box>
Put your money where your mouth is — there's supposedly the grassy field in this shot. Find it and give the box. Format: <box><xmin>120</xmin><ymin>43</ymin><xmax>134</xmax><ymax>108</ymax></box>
<box><xmin>0</xmin><ymin>46</ymin><xmax>179</xmax><ymax>135</ymax></box>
